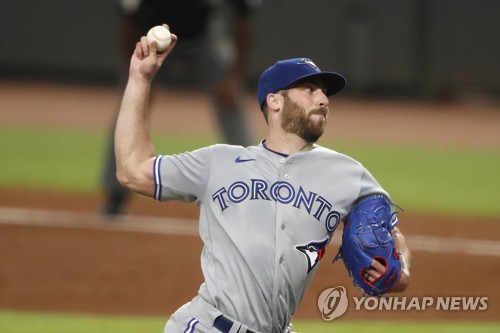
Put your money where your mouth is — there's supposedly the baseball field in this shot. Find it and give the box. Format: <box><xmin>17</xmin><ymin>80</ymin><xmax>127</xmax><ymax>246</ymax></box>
<box><xmin>1</xmin><ymin>80</ymin><xmax>499</xmax><ymax>332</ymax></box>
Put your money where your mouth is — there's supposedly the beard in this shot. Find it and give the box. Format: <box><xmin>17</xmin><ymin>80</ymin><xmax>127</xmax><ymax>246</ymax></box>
<box><xmin>281</xmin><ymin>95</ymin><xmax>328</xmax><ymax>143</ymax></box>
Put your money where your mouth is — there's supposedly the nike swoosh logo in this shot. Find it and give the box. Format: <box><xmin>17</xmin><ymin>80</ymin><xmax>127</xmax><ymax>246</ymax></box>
<box><xmin>235</xmin><ymin>156</ymin><xmax>256</xmax><ymax>163</ymax></box>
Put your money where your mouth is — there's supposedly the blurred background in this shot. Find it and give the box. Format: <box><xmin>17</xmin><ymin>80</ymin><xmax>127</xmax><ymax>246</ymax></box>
<box><xmin>1</xmin><ymin>0</ymin><xmax>499</xmax><ymax>99</ymax></box>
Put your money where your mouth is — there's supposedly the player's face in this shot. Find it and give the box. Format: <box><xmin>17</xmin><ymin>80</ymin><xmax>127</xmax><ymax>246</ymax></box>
<box><xmin>281</xmin><ymin>81</ymin><xmax>329</xmax><ymax>143</ymax></box>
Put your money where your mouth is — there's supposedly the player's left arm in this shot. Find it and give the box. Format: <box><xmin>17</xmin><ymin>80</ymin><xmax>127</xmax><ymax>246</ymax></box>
<box><xmin>364</xmin><ymin>226</ymin><xmax>411</xmax><ymax>293</ymax></box>
<box><xmin>366</xmin><ymin>226</ymin><xmax>411</xmax><ymax>292</ymax></box>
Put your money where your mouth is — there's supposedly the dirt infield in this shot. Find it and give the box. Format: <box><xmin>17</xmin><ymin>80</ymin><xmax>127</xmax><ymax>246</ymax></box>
<box><xmin>0</xmin><ymin>81</ymin><xmax>499</xmax><ymax>322</ymax></box>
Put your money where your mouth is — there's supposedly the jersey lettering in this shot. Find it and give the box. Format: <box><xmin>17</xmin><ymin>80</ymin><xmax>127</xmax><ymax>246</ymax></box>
<box><xmin>293</xmin><ymin>187</ymin><xmax>317</xmax><ymax>214</ymax></box>
<box><xmin>270</xmin><ymin>181</ymin><xmax>294</xmax><ymax>203</ymax></box>
<box><xmin>228</xmin><ymin>181</ymin><xmax>250</xmax><ymax>203</ymax></box>
<box><xmin>212</xmin><ymin>188</ymin><xmax>229</xmax><ymax>211</ymax></box>
<box><xmin>212</xmin><ymin>179</ymin><xmax>341</xmax><ymax>232</ymax></box>
<box><xmin>250</xmin><ymin>179</ymin><xmax>271</xmax><ymax>200</ymax></box>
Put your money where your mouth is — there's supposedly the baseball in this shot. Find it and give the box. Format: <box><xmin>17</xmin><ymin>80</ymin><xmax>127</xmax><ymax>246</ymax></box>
<box><xmin>146</xmin><ymin>25</ymin><xmax>172</xmax><ymax>52</ymax></box>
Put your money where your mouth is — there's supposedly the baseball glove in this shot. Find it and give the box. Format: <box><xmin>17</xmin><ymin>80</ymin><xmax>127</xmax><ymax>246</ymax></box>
<box><xmin>335</xmin><ymin>195</ymin><xmax>402</xmax><ymax>296</ymax></box>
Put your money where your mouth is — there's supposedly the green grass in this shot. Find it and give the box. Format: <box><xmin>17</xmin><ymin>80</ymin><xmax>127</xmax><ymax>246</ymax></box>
<box><xmin>1</xmin><ymin>311</ymin><xmax>499</xmax><ymax>333</ymax></box>
<box><xmin>1</xmin><ymin>127</ymin><xmax>106</xmax><ymax>191</ymax></box>
<box><xmin>1</xmin><ymin>126</ymin><xmax>499</xmax><ymax>218</ymax></box>
<box><xmin>0</xmin><ymin>311</ymin><xmax>164</xmax><ymax>333</ymax></box>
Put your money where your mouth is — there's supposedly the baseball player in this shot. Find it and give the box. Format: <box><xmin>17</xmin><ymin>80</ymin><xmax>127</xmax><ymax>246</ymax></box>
<box><xmin>115</xmin><ymin>25</ymin><xmax>411</xmax><ymax>333</ymax></box>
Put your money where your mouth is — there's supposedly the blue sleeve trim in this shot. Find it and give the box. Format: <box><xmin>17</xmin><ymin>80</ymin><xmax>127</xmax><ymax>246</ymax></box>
<box><xmin>183</xmin><ymin>318</ymin><xmax>199</xmax><ymax>333</ymax></box>
<box><xmin>153</xmin><ymin>155</ymin><xmax>164</xmax><ymax>201</ymax></box>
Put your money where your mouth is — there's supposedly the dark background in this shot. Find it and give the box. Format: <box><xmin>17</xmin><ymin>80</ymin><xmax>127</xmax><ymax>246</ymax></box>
<box><xmin>1</xmin><ymin>0</ymin><xmax>498</xmax><ymax>99</ymax></box>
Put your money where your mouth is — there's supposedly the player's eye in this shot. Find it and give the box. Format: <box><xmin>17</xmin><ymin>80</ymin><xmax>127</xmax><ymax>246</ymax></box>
<box><xmin>303</xmin><ymin>85</ymin><xmax>314</xmax><ymax>93</ymax></box>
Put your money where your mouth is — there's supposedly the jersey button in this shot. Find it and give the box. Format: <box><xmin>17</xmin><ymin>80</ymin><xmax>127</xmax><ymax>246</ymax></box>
<box><xmin>280</xmin><ymin>158</ymin><xmax>286</xmax><ymax>164</ymax></box>
<box><xmin>281</xmin><ymin>224</ymin><xmax>286</xmax><ymax>230</ymax></box>
<box><xmin>284</xmin><ymin>174</ymin><xmax>290</xmax><ymax>179</ymax></box>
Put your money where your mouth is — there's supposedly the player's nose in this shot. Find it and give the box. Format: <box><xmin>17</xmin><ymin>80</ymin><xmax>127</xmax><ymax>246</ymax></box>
<box><xmin>316</xmin><ymin>90</ymin><xmax>329</xmax><ymax>108</ymax></box>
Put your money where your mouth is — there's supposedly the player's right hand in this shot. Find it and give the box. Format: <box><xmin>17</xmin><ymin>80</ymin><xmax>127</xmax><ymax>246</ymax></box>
<box><xmin>129</xmin><ymin>24</ymin><xmax>177</xmax><ymax>81</ymax></box>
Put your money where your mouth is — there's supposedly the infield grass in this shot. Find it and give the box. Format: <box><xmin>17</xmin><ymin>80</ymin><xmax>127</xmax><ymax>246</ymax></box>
<box><xmin>1</xmin><ymin>126</ymin><xmax>499</xmax><ymax>218</ymax></box>
<box><xmin>1</xmin><ymin>311</ymin><xmax>499</xmax><ymax>333</ymax></box>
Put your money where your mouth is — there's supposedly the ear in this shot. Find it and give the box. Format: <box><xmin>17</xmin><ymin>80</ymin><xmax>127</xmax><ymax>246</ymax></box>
<box><xmin>266</xmin><ymin>93</ymin><xmax>282</xmax><ymax>111</ymax></box>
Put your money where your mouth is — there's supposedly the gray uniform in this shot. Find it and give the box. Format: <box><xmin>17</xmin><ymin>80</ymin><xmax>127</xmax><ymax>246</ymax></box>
<box><xmin>154</xmin><ymin>141</ymin><xmax>397</xmax><ymax>333</ymax></box>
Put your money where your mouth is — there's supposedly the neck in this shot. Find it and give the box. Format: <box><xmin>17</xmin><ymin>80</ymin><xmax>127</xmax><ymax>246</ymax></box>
<box><xmin>265</xmin><ymin>130</ymin><xmax>315</xmax><ymax>155</ymax></box>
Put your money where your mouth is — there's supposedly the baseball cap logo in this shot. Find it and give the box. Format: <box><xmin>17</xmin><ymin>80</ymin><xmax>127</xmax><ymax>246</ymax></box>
<box><xmin>317</xmin><ymin>286</ymin><xmax>349</xmax><ymax>320</ymax></box>
<box><xmin>297</xmin><ymin>58</ymin><xmax>320</xmax><ymax>71</ymax></box>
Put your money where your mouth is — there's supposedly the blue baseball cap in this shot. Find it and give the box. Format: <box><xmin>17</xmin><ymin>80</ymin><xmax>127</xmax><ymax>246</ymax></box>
<box><xmin>257</xmin><ymin>58</ymin><xmax>346</xmax><ymax>109</ymax></box>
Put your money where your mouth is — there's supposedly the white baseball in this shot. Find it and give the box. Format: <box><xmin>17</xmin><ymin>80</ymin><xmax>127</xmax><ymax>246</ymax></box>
<box><xmin>146</xmin><ymin>25</ymin><xmax>172</xmax><ymax>52</ymax></box>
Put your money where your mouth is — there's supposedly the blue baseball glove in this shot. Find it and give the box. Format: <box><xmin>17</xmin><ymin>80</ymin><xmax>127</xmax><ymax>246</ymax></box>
<box><xmin>335</xmin><ymin>195</ymin><xmax>402</xmax><ymax>296</ymax></box>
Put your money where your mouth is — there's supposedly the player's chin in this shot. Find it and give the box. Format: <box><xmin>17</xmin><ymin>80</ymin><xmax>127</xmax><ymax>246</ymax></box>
<box><xmin>302</xmin><ymin>124</ymin><xmax>325</xmax><ymax>143</ymax></box>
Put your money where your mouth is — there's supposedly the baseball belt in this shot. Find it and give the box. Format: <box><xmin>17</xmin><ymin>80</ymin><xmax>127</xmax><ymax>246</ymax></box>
<box><xmin>213</xmin><ymin>315</ymin><xmax>257</xmax><ymax>333</ymax></box>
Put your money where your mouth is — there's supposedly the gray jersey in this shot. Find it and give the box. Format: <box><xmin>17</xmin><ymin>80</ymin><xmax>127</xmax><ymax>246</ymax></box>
<box><xmin>154</xmin><ymin>141</ymin><xmax>396</xmax><ymax>332</ymax></box>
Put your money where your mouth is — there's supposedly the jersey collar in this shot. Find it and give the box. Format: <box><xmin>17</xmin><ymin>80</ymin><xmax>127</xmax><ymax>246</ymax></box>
<box><xmin>260</xmin><ymin>139</ymin><xmax>321</xmax><ymax>158</ymax></box>
<box><xmin>261</xmin><ymin>139</ymin><xmax>289</xmax><ymax>158</ymax></box>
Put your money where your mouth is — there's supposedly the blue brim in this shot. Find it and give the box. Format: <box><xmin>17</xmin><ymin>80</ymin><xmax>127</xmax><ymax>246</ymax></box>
<box><xmin>287</xmin><ymin>71</ymin><xmax>346</xmax><ymax>97</ymax></box>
